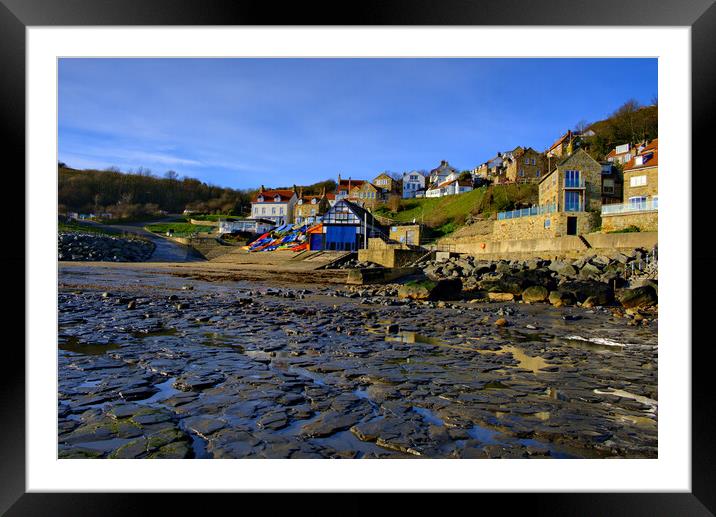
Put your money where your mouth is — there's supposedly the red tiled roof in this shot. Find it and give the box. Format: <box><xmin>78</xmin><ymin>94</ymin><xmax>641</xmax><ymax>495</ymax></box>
<box><xmin>252</xmin><ymin>189</ymin><xmax>295</xmax><ymax>203</ymax></box>
<box><xmin>624</xmin><ymin>140</ymin><xmax>658</xmax><ymax>171</ymax></box>
<box><xmin>548</xmin><ymin>131</ymin><xmax>571</xmax><ymax>151</ymax></box>
<box><xmin>325</xmin><ymin>193</ymin><xmax>336</xmax><ymax>200</ymax></box>
<box><xmin>338</xmin><ymin>179</ymin><xmax>366</xmax><ymax>188</ymax></box>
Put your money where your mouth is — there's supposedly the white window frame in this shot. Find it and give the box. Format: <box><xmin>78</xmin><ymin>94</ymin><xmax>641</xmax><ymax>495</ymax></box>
<box><xmin>630</xmin><ymin>175</ymin><xmax>647</xmax><ymax>187</ymax></box>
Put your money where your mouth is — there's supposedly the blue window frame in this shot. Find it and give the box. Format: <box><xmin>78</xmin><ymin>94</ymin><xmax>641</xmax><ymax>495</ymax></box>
<box><xmin>565</xmin><ymin>170</ymin><xmax>581</xmax><ymax>188</ymax></box>
<box><xmin>565</xmin><ymin>191</ymin><xmax>582</xmax><ymax>211</ymax></box>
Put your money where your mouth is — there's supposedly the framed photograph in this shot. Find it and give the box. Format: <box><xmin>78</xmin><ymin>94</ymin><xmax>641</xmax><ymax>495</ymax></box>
<box><xmin>4</xmin><ymin>0</ymin><xmax>713</xmax><ymax>512</ymax></box>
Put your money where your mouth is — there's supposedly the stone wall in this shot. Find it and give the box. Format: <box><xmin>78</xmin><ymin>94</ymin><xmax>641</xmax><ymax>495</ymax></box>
<box><xmin>601</xmin><ymin>210</ymin><xmax>658</xmax><ymax>232</ymax></box>
<box><xmin>389</xmin><ymin>224</ymin><xmax>421</xmax><ymax>245</ymax></box>
<box><xmin>489</xmin><ymin>211</ymin><xmax>599</xmax><ymax>241</ymax></box>
<box><xmin>436</xmin><ymin>231</ymin><xmax>657</xmax><ymax>261</ymax></box>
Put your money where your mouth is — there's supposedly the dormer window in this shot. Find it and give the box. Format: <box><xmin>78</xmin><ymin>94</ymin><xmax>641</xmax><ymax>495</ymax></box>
<box><xmin>311</xmin><ymin>198</ymin><xmax>317</xmax><ymax>204</ymax></box>
<box><xmin>258</xmin><ymin>195</ymin><xmax>264</xmax><ymax>202</ymax></box>
<box><xmin>274</xmin><ymin>195</ymin><xmax>281</xmax><ymax>202</ymax></box>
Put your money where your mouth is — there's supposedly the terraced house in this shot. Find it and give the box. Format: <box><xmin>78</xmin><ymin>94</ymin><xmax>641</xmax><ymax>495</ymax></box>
<box><xmin>293</xmin><ymin>188</ymin><xmax>331</xmax><ymax>225</ymax></box>
<box><xmin>601</xmin><ymin>139</ymin><xmax>658</xmax><ymax>232</ymax></box>
<box><xmin>334</xmin><ymin>175</ymin><xmax>366</xmax><ymax>201</ymax></box>
<box><xmin>250</xmin><ymin>186</ymin><xmax>298</xmax><ymax>225</ymax></box>
<box><xmin>350</xmin><ymin>181</ymin><xmax>384</xmax><ymax>209</ymax></box>
<box><xmin>502</xmin><ymin>146</ymin><xmax>547</xmax><ymax>183</ymax></box>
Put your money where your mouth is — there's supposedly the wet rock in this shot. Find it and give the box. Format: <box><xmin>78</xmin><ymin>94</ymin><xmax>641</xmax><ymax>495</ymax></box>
<box><xmin>488</xmin><ymin>292</ymin><xmax>514</xmax><ymax>302</ymax></box>
<box><xmin>521</xmin><ymin>285</ymin><xmax>549</xmax><ymax>303</ymax></box>
<box><xmin>558</xmin><ymin>281</ymin><xmax>613</xmax><ymax>305</ymax></box>
<box><xmin>300</xmin><ymin>411</ymin><xmax>362</xmax><ymax>438</ymax></box>
<box><xmin>548</xmin><ymin>290</ymin><xmax>576</xmax><ymax>307</ymax></box>
<box><xmin>616</xmin><ymin>286</ymin><xmax>658</xmax><ymax>308</ymax></box>
<box><xmin>494</xmin><ymin>318</ymin><xmax>509</xmax><ymax>327</ymax></box>
<box><xmin>183</xmin><ymin>416</ymin><xmax>226</xmax><ymax>437</ymax></box>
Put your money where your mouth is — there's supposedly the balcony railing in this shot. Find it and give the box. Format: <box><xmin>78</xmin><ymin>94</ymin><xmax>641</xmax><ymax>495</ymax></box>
<box><xmin>564</xmin><ymin>178</ymin><xmax>586</xmax><ymax>188</ymax></box>
<box><xmin>602</xmin><ymin>199</ymin><xmax>658</xmax><ymax>215</ymax></box>
<box><xmin>497</xmin><ymin>204</ymin><xmax>557</xmax><ymax>220</ymax></box>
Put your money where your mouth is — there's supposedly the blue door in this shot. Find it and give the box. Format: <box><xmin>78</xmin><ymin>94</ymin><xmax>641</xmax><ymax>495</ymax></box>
<box><xmin>310</xmin><ymin>233</ymin><xmax>323</xmax><ymax>251</ymax></box>
<box><xmin>325</xmin><ymin>225</ymin><xmax>357</xmax><ymax>251</ymax></box>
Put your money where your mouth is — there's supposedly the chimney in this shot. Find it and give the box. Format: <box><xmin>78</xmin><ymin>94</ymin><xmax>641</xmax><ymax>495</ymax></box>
<box><xmin>259</xmin><ymin>185</ymin><xmax>265</xmax><ymax>193</ymax></box>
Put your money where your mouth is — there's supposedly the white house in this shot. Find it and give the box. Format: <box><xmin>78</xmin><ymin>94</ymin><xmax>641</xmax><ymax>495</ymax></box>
<box><xmin>402</xmin><ymin>170</ymin><xmax>426</xmax><ymax>198</ymax></box>
<box><xmin>250</xmin><ymin>186</ymin><xmax>298</xmax><ymax>225</ymax></box>
<box><xmin>428</xmin><ymin>160</ymin><xmax>458</xmax><ymax>186</ymax></box>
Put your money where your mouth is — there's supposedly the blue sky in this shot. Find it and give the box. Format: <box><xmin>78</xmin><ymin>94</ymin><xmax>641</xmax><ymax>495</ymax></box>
<box><xmin>59</xmin><ymin>58</ymin><xmax>657</xmax><ymax>190</ymax></box>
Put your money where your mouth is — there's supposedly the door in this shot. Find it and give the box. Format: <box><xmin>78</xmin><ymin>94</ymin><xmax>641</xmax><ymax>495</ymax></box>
<box><xmin>309</xmin><ymin>233</ymin><xmax>323</xmax><ymax>251</ymax></box>
<box><xmin>566</xmin><ymin>216</ymin><xmax>577</xmax><ymax>235</ymax></box>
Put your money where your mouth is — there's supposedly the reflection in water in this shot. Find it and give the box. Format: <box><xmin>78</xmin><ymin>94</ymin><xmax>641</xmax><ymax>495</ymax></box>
<box><xmin>59</xmin><ymin>336</ymin><xmax>121</xmax><ymax>356</ymax></box>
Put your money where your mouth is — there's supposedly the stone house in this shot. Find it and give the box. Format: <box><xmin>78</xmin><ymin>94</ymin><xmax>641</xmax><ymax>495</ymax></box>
<box><xmin>250</xmin><ymin>186</ymin><xmax>298</xmax><ymax>225</ymax></box>
<box><xmin>503</xmin><ymin>147</ymin><xmax>547</xmax><ymax>183</ymax></box>
<box><xmin>389</xmin><ymin>224</ymin><xmax>421</xmax><ymax>246</ymax></box>
<box><xmin>350</xmin><ymin>181</ymin><xmax>384</xmax><ymax>209</ymax></box>
<box><xmin>622</xmin><ymin>139</ymin><xmax>658</xmax><ymax>209</ymax></box>
<box><xmin>402</xmin><ymin>170</ymin><xmax>426</xmax><ymax>198</ymax></box>
<box><xmin>293</xmin><ymin>188</ymin><xmax>331</xmax><ymax>225</ymax></box>
<box><xmin>534</xmin><ymin>149</ymin><xmax>602</xmax><ymax>235</ymax></box>
<box><xmin>372</xmin><ymin>172</ymin><xmax>400</xmax><ymax>194</ymax></box>
<box><xmin>335</xmin><ymin>175</ymin><xmax>366</xmax><ymax>201</ymax></box>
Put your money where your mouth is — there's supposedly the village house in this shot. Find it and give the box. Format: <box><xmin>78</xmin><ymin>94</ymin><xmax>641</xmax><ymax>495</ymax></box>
<box><xmin>250</xmin><ymin>185</ymin><xmax>298</xmax><ymax>225</ymax></box>
<box><xmin>426</xmin><ymin>175</ymin><xmax>473</xmax><ymax>198</ymax></box>
<box><xmin>538</xmin><ymin>149</ymin><xmax>602</xmax><ymax>215</ymax></box>
<box><xmin>472</xmin><ymin>152</ymin><xmax>509</xmax><ymax>182</ymax></box>
<box><xmin>402</xmin><ymin>170</ymin><xmax>426</xmax><ymax>198</ymax></box>
<box><xmin>502</xmin><ymin>146</ymin><xmax>547</xmax><ymax>183</ymax></box>
<box><xmin>606</xmin><ymin>143</ymin><xmax>635</xmax><ymax>165</ymax></box>
<box><xmin>600</xmin><ymin>139</ymin><xmax>658</xmax><ymax>232</ymax></box>
<box><xmin>293</xmin><ymin>188</ymin><xmax>331</xmax><ymax>225</ymax></box>
<box><xmin>546</xmin><ymin>130</ymin><xmax>578</xmax><ymax>158</ymax></box>
<box><xmin>350</xmin><ymin>181</ymin><xmax>384</xmax><ymax>209</ymax></box>
<box><xmin>372</xmin><ymin>172</ymin><xmax>400</xmax><ymax>194</ymax></box>
<box><xmin>600</xmin><ymin>161</ymin><xmax>624</xmax><ymax>205</ymax></box>
<box><xmin>335</xmin><ymin>175</ymin><xmax>366</xmax><ymax>201</ymax></box>
<box><xmin>428</xmin><ymin>160</ymin><xmax>458</xmax><ymax>186</ymax></box>
<box><xmin>622</xmin><ymin>138</ymin><xmax>658</xmax><ymax>209</ymax></box>
<box><xmin>314</xmin><ymin>199</ymin><xmax>385</xmax><ymax>251</ymax></box>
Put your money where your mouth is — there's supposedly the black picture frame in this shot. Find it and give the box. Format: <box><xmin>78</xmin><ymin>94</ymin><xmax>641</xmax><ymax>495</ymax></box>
<box><xmin>3</xmin><ymin>0</ymin><xmax>713</xmax><ymax>513</ymax></box>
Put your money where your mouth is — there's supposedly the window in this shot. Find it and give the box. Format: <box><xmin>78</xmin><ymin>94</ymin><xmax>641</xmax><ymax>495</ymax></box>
<box><xmin>272</xmin><ymin>207</ymin><xmax>276</xmax><ymax>215</ymax></box>
<box><xmin>261</xmin><ymin>207</ymin><xmax>266</xmax><ymax>214</ymax></box>
<box><xmin>603</xmin><ymin>178</ymin><xmax>615</xmax><ymax>193</ymax></box>
<box><xmin>565</xmin><ymin>170</ymin><xmax>582</xmax><ymax>188</ymax></box>
<box><xmin>630</xmin><ymin>175</ymin><xmax>647</xmax><ymax>187</ymax></box>
<box><xmin>280</xmin><ymin>207</ymin><xmax>284</xmax><ymax>214</ymax></box>
<box><xmin>524</xmin><ymin>158</ymin><xmax>530</xmax><ymax>165</ymax></box>
<box><xmin>531</xmin><ymin>158</ymin><xmax>537</xmax><ymax>165</ymax></box>
<box><xmin>519</xmin><ymin>169</ymin><xmax>524</xmax><ymax>177</ymax></box>
<box><xmin>653</xmin><ymin>196</ymin><xmax>658</xmax><ymax>208</ymax></box>
<box><xmin>565</xmin><ymin>191</ymin><xmax>582</xmax><ymax>211</ymax></box>
<box><xmin>629</xmin><ymin>196</ymin><xmax>647</xmax><ymax>210</ymax></box>
<box><xmin>536</xmin><ymin>170</ymin><xmax>541</xmax><ymax>177</ymax></box>
<box><xmin>544</xmin><ymin>218</ymin><xmax>551</xmax><ymax>229</ymax></box>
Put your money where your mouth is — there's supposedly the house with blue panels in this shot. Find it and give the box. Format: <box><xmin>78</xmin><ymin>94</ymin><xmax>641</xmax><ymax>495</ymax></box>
<box><xmin>316</xmin><ymin>199</ymin><xmax>385</xmax><ymax>251</ymax></box>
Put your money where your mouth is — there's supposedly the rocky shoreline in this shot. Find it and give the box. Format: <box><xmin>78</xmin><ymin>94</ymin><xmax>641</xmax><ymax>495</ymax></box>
<box><xmin>58</xmin><ymin>265</ymin><xmax>658</xmax><ymax>460</ymax></box>
<box><xmin>58</xmin><ymin>232</ymin><xmax>155</xmax><ymax>262</ymax></box>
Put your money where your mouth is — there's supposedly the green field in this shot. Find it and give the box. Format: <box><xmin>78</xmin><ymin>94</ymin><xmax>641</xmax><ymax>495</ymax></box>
<box><xmin>58</xmin><ymin>220</ymin><xmax>118</xmax><ymax>236</ymax></box>
<box><xmin>374</xmin><ymin>184</ymin><xmax>538</xmax><ymax>238</ymax></box>
<box><xmin>188</xmin><ymin>214</ymin><xmax>239</xmax><ymax>222</ymax></box>
<box><xmin>145</xmin><ymin>222</ymin><xmax>216</xmax><ymax>236</ymax></box>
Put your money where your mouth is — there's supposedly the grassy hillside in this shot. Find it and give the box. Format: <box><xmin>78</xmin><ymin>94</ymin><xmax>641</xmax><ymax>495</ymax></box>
<box><xmin>375</xmin><ymin>183</ymin><xmax>538</xmax><ymax>238</ymax></box>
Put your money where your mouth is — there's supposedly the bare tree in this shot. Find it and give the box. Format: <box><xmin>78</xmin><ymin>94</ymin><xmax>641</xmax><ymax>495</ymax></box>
<box><xmin>164</xmin><ymin>170</ymin><xmax>179</xmax><ymax>180</ymax></box>
<box><xmin>574</xmin><ymin>119</ymin><xmax>590</xmax><ymax>134</ymax></box>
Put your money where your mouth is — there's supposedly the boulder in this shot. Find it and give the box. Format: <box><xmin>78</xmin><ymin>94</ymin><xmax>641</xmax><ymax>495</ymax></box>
<box><xmin>557</xmin><ymin>281</ymin><xmax>614</xmax><ymax>305</ymax></box>
<box><xmin>548</xmin><ymin>290</ymin><xmax>576</xmax><ymax>307</ymax></box>
<box><xmin>521</xmin><ymin>285</ymin><xmax>549</xmax><ymax>303</ymax></box>
<box><xmin>488</xmin><ymin>292</ymin><xmax>515</xmax><ymax>302</ymax></box>
<box><xmin>479</xmin><ymin>274</ymin><xmax>526</xmax><ymax>295</ymax></box>
<box><xmin>616</xmin><ymin>286</ymin><xmax>658</xmax><ymax>308</ymax></box>
<box><xmin>548</xmin><ymin>261</ymin><xmax>578</xmax><ymax>278</ymax></box>
<box><xmin>398</xmin><ymin>278</ymin><xmax>462</xmax><ymax>301</ymax></box>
